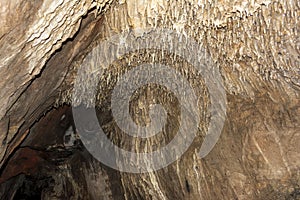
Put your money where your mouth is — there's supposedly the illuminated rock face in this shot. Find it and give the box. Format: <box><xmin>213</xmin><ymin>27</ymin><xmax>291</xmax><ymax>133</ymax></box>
<box><xmin>0</xmin><ymin>0</ymin><xmax>299</xmax><ymax>199</ymax></box>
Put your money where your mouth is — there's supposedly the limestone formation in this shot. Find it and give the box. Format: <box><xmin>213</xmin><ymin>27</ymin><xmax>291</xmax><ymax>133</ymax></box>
<box><xmin>0</xmin><ymin>0</ymin><xmax>299</xmax><ymax>199</ymax></box>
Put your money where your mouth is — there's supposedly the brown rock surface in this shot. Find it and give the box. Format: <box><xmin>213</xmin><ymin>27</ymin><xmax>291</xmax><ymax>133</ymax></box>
<box><xmin>0</xmin><ymin>0</ymin><xmax>299</xmax><ymax>199</ymax></box>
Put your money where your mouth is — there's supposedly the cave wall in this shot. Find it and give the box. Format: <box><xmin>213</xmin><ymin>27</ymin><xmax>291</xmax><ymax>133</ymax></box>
<box><xmin>0</xmin><ymin>0</ymin><xmax>299</xmax><ymax>199</ymax></box>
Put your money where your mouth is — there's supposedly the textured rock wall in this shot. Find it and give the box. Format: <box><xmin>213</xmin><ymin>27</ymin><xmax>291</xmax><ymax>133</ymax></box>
<box><xmin>0</xmin><ymin>0</ymin><xmax>113</xmax><ymax>168</ymax></box>
<box><xmin>0</xmin><ymin>0</ymin><xmax>299</xmax><ymax>199</ymax></box>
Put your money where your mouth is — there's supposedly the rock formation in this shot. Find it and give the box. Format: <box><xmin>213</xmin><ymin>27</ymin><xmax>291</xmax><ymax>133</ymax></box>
<box><xmin>0</xmin><ymin>0</ymin><xmax>299</xmax><ymax>199</ymax></box>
